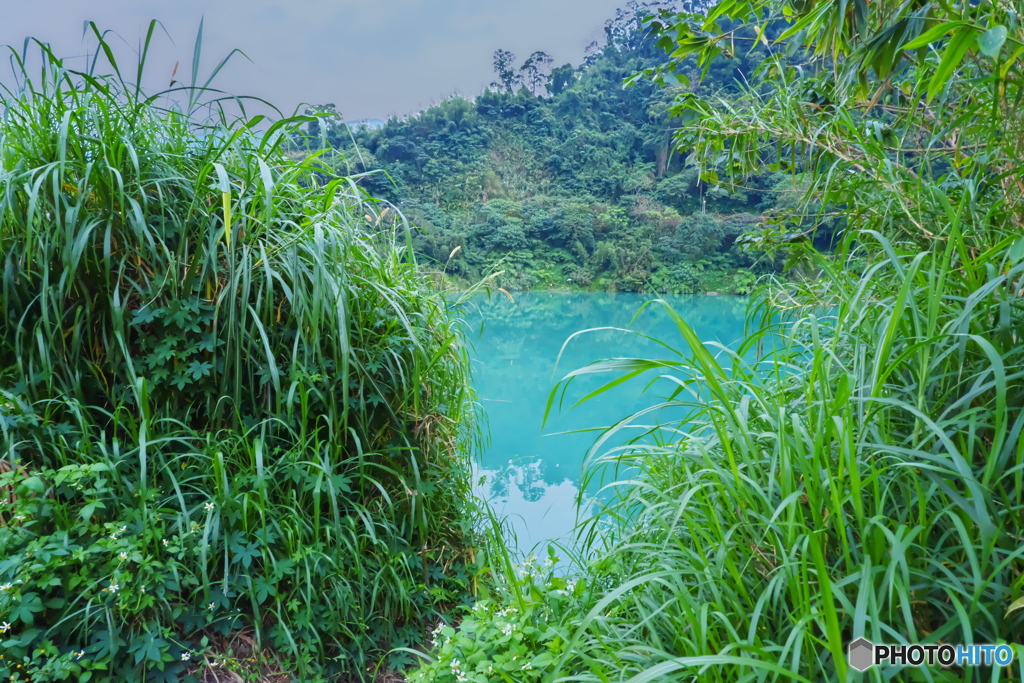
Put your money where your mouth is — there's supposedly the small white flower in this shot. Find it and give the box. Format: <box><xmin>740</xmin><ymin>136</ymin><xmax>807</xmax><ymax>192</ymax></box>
<box><xmin>162</xmin><ymin>539</ymin><xmax>169</xmax><ymax>546</ymax></box>
<box><xmin>119</xmin><ymin>526</ymin><xmax>127</xmax><ymax>533</ymax></box>
<box><xmin>13</xmin><ymin>515</ymin><xmax>25</xmax><ymax>522</ymax></box>
<box><xmin>119</xmin><ymin>552</ymin><xmax>128</xmax><ymax>561</ymax></box>
<box><xmin>208</xmin><ymin>602</ymin><xmax>215</xmax><ymax>611</ymax></box>
<box><xmin>204</xmin><ymin>502</ymin><xmax>215</xmax><ymax>511</ymax></box>
<box><xmin>76</xmin><ymin>650</ymin><xmax>85</xmax><ymax>660</ymax></box>
<box><xmin>0</xmin><ymin>583</ymin><xmax>11</xmax><ymax>591</ymax></box>
<box><xmin>108</xmin><ymin>584</ymin><xmax>120</xmax><ymax>593</ymax></box>
<box><xmin>0</xmin><ymin>622</ymin><xmax>9</xmax><ymax>633</ymax></box>
<box><xmin>181</xmin><ymin>652</ymin><xmax>191</xmax><ymax>661</ymax></box>
<box><xmin>522</xmin><ymin>663</ymin><xmax>532</xmax><ymax>670</ymax></box>
<box><xmin>109</xmin><ymin>533</ymin><xmax>118</xmax><ymax>540</ymax></box>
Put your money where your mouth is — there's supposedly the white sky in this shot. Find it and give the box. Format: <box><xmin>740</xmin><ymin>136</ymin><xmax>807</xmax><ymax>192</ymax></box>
<box><xmin>0</xmin><ymin>0</ymin><xmax>627</xmax><ymax>120</ymax></box>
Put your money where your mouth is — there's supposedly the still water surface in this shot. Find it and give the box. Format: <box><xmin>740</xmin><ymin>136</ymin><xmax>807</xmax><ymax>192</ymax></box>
<box><xmin>463</xmin><ymin>292</ymin><xmax>750</xmax><ymax>557</ymax></box>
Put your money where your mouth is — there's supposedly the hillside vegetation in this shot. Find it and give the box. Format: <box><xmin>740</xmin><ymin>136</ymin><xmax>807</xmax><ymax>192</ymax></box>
<box><xmin>296</xmin><ymin>2</ymin><xmax>833</xmax><ymax>295</ymax></box>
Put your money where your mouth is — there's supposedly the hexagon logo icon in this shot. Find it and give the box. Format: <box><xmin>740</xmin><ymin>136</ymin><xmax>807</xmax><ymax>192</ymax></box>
<box><xmin>848</xmin><ymin>638</ymin><xmax>874</xmax><ymax>672</ymax></box>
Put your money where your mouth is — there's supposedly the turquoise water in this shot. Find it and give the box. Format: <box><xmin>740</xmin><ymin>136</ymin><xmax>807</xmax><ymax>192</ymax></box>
<box><xmin>462</xmin><ymin>292</ymin><xmax>750</xmax><ymax>557</ymax></box>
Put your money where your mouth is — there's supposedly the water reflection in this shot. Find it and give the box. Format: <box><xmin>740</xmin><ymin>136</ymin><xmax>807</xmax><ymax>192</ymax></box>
<box><xmin>462</xmin><ymin>292</ymin><xmax>750</xmax><ymax>557</ymax></box>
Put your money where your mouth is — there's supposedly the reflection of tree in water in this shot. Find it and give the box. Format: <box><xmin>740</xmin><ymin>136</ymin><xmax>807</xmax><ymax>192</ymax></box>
<box><xmin>466</xmin><ymin>292</ymin><xmax>752</xmax><ymax>553</ymax></box>
<box><xmin>459</xmin><ymin>292</ymin><xmax>750</xmax><ymax>365</ymax></box>
<box><xmin>467</xmin><ymin>292</ymin><xmax>752</xmax><ymax>491</ymax></box>
<box><xmin>480</xmin><ymin>459</ymin><xmax>570</xmax><ymax>503</ymax></box>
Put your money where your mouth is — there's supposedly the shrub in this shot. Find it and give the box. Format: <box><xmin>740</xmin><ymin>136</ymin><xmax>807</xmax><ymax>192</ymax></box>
<box><xmin>0</xmin><ymin>26</ymin><xmax>477</xmax><ymax>682</ymax></box>
<box><xmin>409</xmin><ymin>555</ymin><xmax>590</xmax><ymax>683</ymax></box>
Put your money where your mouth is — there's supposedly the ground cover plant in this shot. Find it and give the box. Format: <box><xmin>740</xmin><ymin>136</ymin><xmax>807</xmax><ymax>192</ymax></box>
<box><xmin>0</xmin><ymin>25</ymin><xmax>479</xmax><ymax>682</ymax></box>
<box><xmin>411</xmin><ymin>0</ymin><xmax>1024</xmax><ymax>680</ymax></box>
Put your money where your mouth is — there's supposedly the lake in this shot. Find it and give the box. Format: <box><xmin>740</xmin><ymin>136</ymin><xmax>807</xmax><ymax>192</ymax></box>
<box><xmin>461</xmin><ymin>291</ymin><xmax>751</xmax><ymax>558</ymax></box>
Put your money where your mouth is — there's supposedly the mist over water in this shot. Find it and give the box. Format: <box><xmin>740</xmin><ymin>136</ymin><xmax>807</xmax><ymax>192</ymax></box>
<box><xmin>462</xmin><ymin>292</ymin><xmax>750</xmax><ymax>557</ymax></box>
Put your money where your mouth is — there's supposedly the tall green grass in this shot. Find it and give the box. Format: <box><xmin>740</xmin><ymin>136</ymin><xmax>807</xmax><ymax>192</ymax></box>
<box><xmin>411</xmin><ymin>200</ymin><xmax>1024</xmax><ymax>682</ymax></box>
<box><xmin>0</xmin><ymin>25</ymin><xmax>478</xmax><ymax>681</ymax></box>
<box><xmin>552</xmin><ymin>215</ymin><xmax>1024</xmax><ymax>681</ymax></box>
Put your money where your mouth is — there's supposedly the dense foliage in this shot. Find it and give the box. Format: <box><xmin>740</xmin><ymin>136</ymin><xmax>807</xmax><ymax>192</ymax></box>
<box><xmin>0</xmin><ymin>27</ymin><xmax>478</xmax><ymax>682</ymax></box>
<box><xmin>295</xmin><ymin>2</ymin><xmax>829</xmax><ymax>295</ymax></box>
<box><xmin>413</xmin><ymin>0</ymin><xmax>1024</xmax><ymax>681</ymax></box>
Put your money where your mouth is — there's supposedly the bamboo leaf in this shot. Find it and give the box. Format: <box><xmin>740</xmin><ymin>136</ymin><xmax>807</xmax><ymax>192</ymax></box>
<box><xmin>927</xmin><ymin>25</ymin><xmax>977</xmax><ymax>101</ymax></box>
<box><xmin>901</xmin><ymin>21</ymin><xmax>966</xmax><ymax>50</ymax></box>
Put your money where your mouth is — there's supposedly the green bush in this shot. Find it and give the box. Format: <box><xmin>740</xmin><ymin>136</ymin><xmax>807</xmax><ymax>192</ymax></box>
<box><xmin>0</xmin><ymin>26</ymin><xmax>477</xmax><ymax>681</ymax></box>
<box><xmin>409</xmin><ymin>555</ymin><xmax>589</xmax><ymax>683</ymax></box>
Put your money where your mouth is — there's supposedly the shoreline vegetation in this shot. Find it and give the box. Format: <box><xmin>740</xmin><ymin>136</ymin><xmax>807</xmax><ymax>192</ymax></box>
<box><xmin>0</xmin><ymin>25</ymin><xmax>480</xmax><ymax>682</ymax></box>
<box><xmin>1</xmin><ymin>0</ymin><xmax>1023</xmax><ymax>681</ymax></box>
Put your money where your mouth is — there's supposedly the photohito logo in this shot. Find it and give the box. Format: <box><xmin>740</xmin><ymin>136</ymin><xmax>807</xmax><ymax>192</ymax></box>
<box><xmin>846</xmin><ymin>638</ymin><xmax>1014</xmax><ymax>671</ymax></box>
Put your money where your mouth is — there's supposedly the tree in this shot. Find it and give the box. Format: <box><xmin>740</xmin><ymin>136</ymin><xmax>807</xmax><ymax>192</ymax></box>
<box><xmin>491</xmin><ymin>49</ymin><xmax>520</xmax><ymax>92</ymax></box>
<box><xmin>519</xmin><ymin>51</ymin><xmax>554</xmax><ymax>95</ymax></box>
<box><xmin>547</xmin><ymin>63</ymin><xmax>576</xmax><ymax>96</ymax></box>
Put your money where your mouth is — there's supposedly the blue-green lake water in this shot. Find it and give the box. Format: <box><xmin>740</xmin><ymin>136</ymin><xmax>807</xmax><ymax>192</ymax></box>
<box><xmin>463</xmin><ymin>292</ymin><xmax>750</xmax><ymax>557</ymax></box>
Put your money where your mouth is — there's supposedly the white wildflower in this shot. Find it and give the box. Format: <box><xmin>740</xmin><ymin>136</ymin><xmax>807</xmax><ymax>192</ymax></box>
<box><xmin>181</xmin><ymin>652</ymin><xmax>191</xmax><ymax>661</ymax></box>
<box><xmin>0</xmin><ymin>622</ymin><xmax>9</xmax><ymax>633</ymax></box>
<box><xmin>204</xmin><ymin>502</ymin><xmax>215</xmax><ymax>511</ymax></box>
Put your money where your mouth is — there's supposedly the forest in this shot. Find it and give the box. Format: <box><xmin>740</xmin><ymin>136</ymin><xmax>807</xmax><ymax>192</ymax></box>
<box><xmin>292</xmin><ymin>2</ymin><xmax>832</xmax><ymax>294</ymax></box>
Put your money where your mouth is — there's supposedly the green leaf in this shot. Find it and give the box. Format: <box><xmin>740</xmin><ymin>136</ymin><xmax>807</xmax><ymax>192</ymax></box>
<box><xmin>1008</xmin><ymin>596</ymin><xmax>1024</xmax><ymax>617</ymax></box>
<box><xmin>977</xmin><ymin>25</ymin><xmax>1008</xmax><ymax>57</ymax></box>
<box><xmin>187</xmin><ymin>361</ymin><xmax>213</xmax><ymax>380</ymax></box>
<box><xmin>901</xmin><ymin>21</ymin><xmax>966</xmax><ymax>50</ymax></box>
<box><xmin>13</xmin><ymin>592</ymin><xmax>44</xmax><ymax>625</ymax></box>
<box><xmin>1009</xmin><ymin>237</ymin><xmax>1024</xmax><ymax>264</ymax></box>
<box><xmin>253</xmin><ymin>575</ymin><xmax>277</xmax><ymax>603</ymax></box>
<box><xmin>131</xmin><ymin>306</ymin><xmax>162</xmax><ymax>325</ymax></box>
<box><xmin>927</xmin><ymin>25</ymin><xmax>977</xmax><ymax>101</ymax></box>
<box><xmin>233</xmin><ymin>542</ymin><xmax>261</xmax><ymax>568</ymax></box>
<box><xmin>19</xmin><ymin>476</ymin><xmax>45</xmax><ymax>495</ymax></box>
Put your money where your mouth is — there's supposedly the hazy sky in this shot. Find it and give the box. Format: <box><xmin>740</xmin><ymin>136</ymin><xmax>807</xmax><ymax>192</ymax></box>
<box><xmin>0</xmin><ymin>0</ymin><xmax>627</xmax><ymax>121</ymax></box>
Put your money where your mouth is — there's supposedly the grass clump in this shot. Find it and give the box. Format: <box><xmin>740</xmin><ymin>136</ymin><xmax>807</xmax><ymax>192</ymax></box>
<box><xmin>0</xmin><ymin>25</ymin><xmax>478</xmax><ymax>682</ymax></box>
